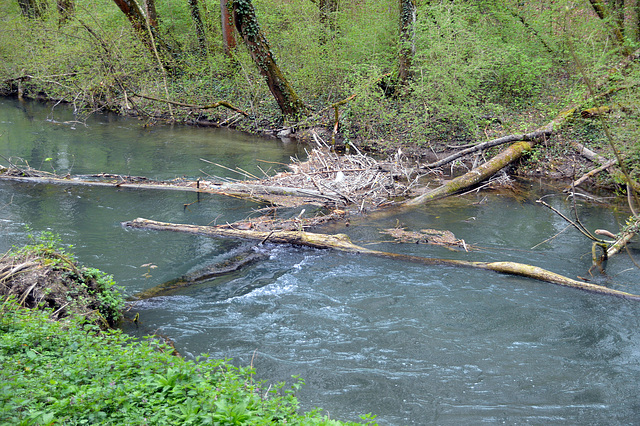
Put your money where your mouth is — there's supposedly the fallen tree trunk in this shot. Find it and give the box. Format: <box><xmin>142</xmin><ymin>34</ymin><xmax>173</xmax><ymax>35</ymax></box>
<box><xmin>0</xmin><ymin>173</ymin><xmax>341</xmax><ymax>205</ymax></box>
<box><xmin>406</xmin><ymin>107</ymin><xmax>577</xmax><ymax>207</ymax></box>
<box><xmin>406</xmin><ymin>141</ymin><xmax>533</xmax><ymax>206</ymax></box>
<box><xmin>122</xmin><ymin>217</ymin><xmax>640</xmax><ymax>301</ymax></box>
<box><xmin>426</xmin><ymin>132</ymin><xmax>549</xmax><ymax>169</ymax></box>
<box><xmin>569</xmin><ymin>158</ymin><xmax>617</xmax><ymax>189</ymax></box>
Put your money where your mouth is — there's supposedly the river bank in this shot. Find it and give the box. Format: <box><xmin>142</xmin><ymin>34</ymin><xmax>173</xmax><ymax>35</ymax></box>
<box><xmin>0</xmin><ymin>233</ymin><xmax>375</xmax><ymax>425</ymax></box>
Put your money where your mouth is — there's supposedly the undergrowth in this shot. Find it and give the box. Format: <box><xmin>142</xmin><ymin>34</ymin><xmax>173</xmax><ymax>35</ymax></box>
<box><xmin>0</xmin><ymin>298</ymin><xmax>376</xmax><ymax>425</ymax></box>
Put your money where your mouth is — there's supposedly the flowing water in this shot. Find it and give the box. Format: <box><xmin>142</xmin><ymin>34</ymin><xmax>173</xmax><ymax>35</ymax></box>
<box><xmin>2</xmin><ymin>98</ymin><xmax>640</xmax><ymax>424</ymax></box>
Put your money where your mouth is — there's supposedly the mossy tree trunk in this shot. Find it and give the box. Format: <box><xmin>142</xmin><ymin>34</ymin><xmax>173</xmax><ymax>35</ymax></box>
<box><xmin>406</xmin><ymin>107</ymin><xmax>577</xmax><ymax>206</ymax></box>
<box><xmin>232</xmin><ymin>0</ymin><xmax>307</xmax><ymax>119</ymax></box>
<box><xmin>187</xmin><ymin>0</ymin><xmax>207</xmax><ymax>53</ymax></box>
<box><xmin>396</xmin><ymin>0</ymin><xmax>417</xmax><ymax>87</ymax></box>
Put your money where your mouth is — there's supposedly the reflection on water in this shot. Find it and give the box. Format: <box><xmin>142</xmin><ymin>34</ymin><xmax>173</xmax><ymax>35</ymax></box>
<box><xmin>2</xmin><ymin>98</ymin><xmax>640</xmax><ymax>424</ymax></box>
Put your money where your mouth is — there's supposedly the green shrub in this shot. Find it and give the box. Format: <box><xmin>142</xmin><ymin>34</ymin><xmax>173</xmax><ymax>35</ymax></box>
<box><xmin>0</xmin><ymin>299</ymin><xmax>377</xmax><ymax>425</ymax></box>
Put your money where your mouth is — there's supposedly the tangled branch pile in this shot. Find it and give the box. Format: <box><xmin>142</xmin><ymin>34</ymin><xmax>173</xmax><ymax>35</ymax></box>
<box><xmin>268</xmin><ymin>148</ymin><xmax>423</xmax><ymax>208</ymax></box>
<box><xmin>0</xmin><ymin>237</ymin><xmax>124</xmax><ymax>328</ymax></box>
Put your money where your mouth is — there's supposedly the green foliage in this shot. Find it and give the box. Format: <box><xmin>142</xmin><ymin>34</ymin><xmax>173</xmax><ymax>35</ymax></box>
<box><xmin>1</xmin><ymin>0</ymin><xmax>639</xmax><ymax>172</ymax></box>
<box><xmin>0</xmin><ymin>299</ymin><xmax>375</xmax><ymax>425</ymax></box>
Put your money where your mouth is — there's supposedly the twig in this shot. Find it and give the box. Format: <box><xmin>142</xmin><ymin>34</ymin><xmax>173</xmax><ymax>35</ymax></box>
<box><xmin>200</xmin><ymin>158</ymin><xmax>256</xmax><ymax>180</ymax></box>
<box><xmin>536</xmin><ymin>197</ymin><xmax>604</xmax><ymax>242</ymax></box>
<box><xmin>132</xmin><ymin>92</ymin><xmax>249</xmax><ymax>117</ymax></box>
<box><xmin>531</xmin><ymin>225</ymin><xmax>572</xmax><ymax>250</ymax></box>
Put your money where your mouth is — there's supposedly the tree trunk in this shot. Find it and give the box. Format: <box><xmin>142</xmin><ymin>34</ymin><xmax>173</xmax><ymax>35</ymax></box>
<box><xmin>220</xmin><ymin>0</ymin><xmax>236</xmax><ymax>55</ymax></box>
<box><xmin>187</xmin><ymin>0</ymin><xmax>207</xmax><ymax>53</ymax></box>
<box><xmin>144</xmin><ymin>0</ymin><xmax>159</xmax><ymax>28</ymax></box>
<box><xmin>232</xmin><ymin>0</ymin><xmax>307</xmax><ymax>118</ymax></box>
<box><xmin>122</xmin><ymin>217</ymin><xmax>640</xmax><ymax>301</ymax></box>
<box><xmin>396</xmin><ymin>0</ymin><xmax>417</xmax><ymax>87</ymax></box>
<box><xmin>111</xmin><ymin>0</ymin><xmax>173</xmax><ymax>68</ymax></box>
<box><xmin>407</xmin><ymin>107</ymin><xmax>577</xmax><ymax>206</ymax></box>
<box><xmin>56</xmin><ymin>0</ymin><xmax>74</xmax><ymax>25</ymax></box>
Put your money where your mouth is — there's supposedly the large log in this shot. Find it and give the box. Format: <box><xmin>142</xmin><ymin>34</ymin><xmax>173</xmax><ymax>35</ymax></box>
<box><xmin>122</xmin><ymin>217</ymin><xmax>640</xmax><ymax>301</ymax></box>
<box><xmin>0</xmin><ymin>174</ymin><xmax>340</xmax><ymax>204</ymax></box>
<box><xmin>406</xmin><ymin>141</ymin><xmax>533</xmax><ymax>206</ymax></box>
<box><xmin>406</xmin><ymin>107</ymin><xmax>577</xmax><ymax>207</ymax></box>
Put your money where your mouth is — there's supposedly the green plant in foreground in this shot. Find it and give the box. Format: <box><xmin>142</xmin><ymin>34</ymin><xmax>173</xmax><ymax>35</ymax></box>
<box><xmin>0</xmin><ymin>299</ymin><xmax>377</xmax><ymax>425</ymax></box>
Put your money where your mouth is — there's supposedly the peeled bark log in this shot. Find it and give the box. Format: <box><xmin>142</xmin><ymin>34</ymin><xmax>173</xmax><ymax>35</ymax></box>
<box><xmin>122</xmin><ymin>217</ymin><xmax>640</xmax><ymax>301</ymax></box>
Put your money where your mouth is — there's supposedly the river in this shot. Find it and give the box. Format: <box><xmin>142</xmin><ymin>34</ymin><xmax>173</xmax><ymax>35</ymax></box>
<box><xmin>2</xmin><ymin>97</ymin><xmax>640</xmax><ymax>424</ymax></box>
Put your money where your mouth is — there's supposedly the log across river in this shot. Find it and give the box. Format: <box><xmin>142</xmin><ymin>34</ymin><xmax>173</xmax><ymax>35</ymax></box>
<box><xmin>123</xmin><ymin>218</ymin><xmax>640</xmax><ymax>301</ymax></box>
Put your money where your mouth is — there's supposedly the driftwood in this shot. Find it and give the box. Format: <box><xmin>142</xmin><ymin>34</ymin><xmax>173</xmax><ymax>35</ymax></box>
<box><xmin>406</xmin><ymin>107</ymin><xmax>577</xmax><ymax>207</ymax></box>
<box><xmin>570</xmin><ymin>158</ymin><xmax>617</xmax><ymax>189</ymax></box>
<box><xmin>122</xmin><ymin>218</ymin><xmax>640</xmax><ymax>301</ymax></box>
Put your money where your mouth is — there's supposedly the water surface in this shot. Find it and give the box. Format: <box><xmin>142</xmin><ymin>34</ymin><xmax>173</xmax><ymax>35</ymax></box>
<box><xmin>2</xmin><ymin>98</ymin><xmax>640</xmax><ymax>424</ymax></box>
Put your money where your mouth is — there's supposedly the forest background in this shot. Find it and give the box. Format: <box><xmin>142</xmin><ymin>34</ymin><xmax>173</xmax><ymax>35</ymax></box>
<box><xmin>1</xmin><ymin>0</ymin><xmax>640</xmax><ymax>188</ymax></box>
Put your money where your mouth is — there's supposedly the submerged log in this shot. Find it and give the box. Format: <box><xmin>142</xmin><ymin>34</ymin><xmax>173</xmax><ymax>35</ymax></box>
<box><xmin>123</xmin><ymin>217</ymin><xmax>640</xmax><ymax>301</ymax></box>
<box><xmin>134</xmin><ymin>248</ymin><xmax>267</xmax><ymax>299</ymax></box>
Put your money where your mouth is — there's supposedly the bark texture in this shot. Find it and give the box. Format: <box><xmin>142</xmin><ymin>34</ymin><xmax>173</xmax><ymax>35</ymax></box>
<box><xmin>232</xmin><ymin>0</ymin><xmax>306</xmax><ymax>118</ymax></box>
<box><xmin>220</xmin><ymin>0</ymin><xmax>236</xmax><ymax>55</ymax></box>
